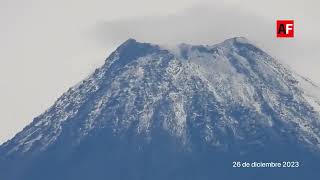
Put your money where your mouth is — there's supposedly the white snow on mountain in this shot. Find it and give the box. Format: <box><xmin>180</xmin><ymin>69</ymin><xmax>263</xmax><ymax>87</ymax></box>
<box><xmin>1</xmin><ymin>37</ymin><xmax>320</xmax><ymax>155</ymax></box>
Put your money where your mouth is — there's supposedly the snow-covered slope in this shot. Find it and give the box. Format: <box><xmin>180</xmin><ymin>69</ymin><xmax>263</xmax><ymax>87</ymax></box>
<box><xmin>1</xmin><ymin>37</ymin><xmax>320</xmax><ymax>180</ymax></box>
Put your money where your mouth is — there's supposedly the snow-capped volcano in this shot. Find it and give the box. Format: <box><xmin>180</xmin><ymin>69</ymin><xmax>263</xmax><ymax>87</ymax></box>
<box><xmin>1</xmin><ymin>37</ymin><xmax>320</xmax><ymax>180</ymax></box>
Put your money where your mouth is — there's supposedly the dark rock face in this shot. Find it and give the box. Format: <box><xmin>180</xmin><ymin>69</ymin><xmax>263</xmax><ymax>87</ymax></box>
<box><xmin>1</xmin><ymin>37</ymin><xmax>320</xmax><ymax>180</ymax></box>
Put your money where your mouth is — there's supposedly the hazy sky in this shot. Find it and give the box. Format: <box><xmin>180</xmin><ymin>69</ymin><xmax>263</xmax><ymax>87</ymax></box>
<box><xmin>0</xmin><ymin>0</ymin><xmax>319</xmax><ymax>144</ymax></box>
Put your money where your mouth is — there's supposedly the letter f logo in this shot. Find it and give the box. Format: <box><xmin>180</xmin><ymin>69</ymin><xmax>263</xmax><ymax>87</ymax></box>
<box><xmin>277</xmin><ymin>20</ymin><xmax>294</xmax><ymax>38</ymax></box>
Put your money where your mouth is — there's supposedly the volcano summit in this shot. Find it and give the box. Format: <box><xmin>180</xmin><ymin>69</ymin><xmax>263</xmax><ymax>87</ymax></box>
<box><xmin>1</xmin><ymin>37</ymin><xmax>320</xmax><ymax>180</ymax></box>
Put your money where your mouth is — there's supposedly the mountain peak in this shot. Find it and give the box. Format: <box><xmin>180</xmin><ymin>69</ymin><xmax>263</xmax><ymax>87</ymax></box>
<box><xmin>105</xmin><ymin>38</ymin><xmax>161</xmax><ymax>67</ymax></box>
<box><xmin>221</xmin><ymin>36</ymin><xmax>250</xmax><ymax>45</ymax></box>
<box><xmin>117</xmin><ymin>38</ymin><xmax>158</xmax><ymax>51</ymax></box>
<box><xmin>122</xmin><ymin>38</ymin><xmax>138</xmax><ymax>45</ymax></box>
<box><xmin>1</xmin><ymin>37</ymin><xmax>320</xmax><ymax>180</ymax></box>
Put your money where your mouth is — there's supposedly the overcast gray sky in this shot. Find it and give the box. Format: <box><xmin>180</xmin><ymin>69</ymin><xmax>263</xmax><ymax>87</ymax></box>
<box><xmin>0</xmin><ymin>0</ymin><xmax>319</xmax><ymax>144</ymax></box>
